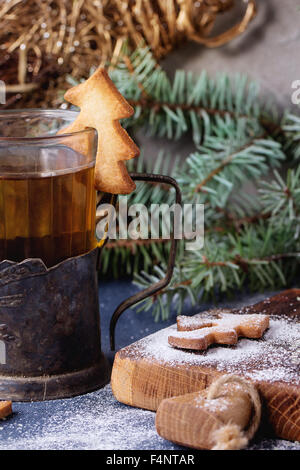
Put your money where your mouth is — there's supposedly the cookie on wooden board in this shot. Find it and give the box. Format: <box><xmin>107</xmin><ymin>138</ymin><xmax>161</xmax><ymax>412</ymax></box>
<box><xmin>111</xmin><ymin>289</ymin><xmax>300</xmax><ymax>441</ymax></box>
<box><xmin>169</xmin><ymin>313</ymin><xmax>269</xmax><ymax>350</ymax></box>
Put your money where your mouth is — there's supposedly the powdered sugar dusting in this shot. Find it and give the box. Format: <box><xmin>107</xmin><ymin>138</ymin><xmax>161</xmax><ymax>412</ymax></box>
<box><xmin>171</xmin><ymin>325</ymin><xmax>236</xmax><ymax>339</ymax></box>
<box><xmin>178</xmin><ymin>312</ymin><xmax>266</xmax><ymax>331</ymax></box>
<box><xmin>131</xmin><ymin>316</ymin><xmax>300</xmax><ymax>385</ymax></box>
<box><xmin>0</xmin><ymin>385</ymin><xmax>176</xmax><ymax>450</ymax></box>
<box><xmin>0</xmin><ymin>385</ymin><xmax>298</xmax><ymax>450</ymax></box>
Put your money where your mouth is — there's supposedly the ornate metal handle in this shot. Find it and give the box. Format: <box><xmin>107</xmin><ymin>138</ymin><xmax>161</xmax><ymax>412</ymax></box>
<box><xmin>109</xmin><ymin>172</ymin><xmax>182</xmax><ymax>350</ymax></box>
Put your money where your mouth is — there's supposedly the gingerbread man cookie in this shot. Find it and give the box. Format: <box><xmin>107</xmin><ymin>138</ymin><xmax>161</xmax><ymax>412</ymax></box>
<box><xmin>168</xmin><ymin>313</ymin><xmax>269</xmax><ymax>350</ymax></box>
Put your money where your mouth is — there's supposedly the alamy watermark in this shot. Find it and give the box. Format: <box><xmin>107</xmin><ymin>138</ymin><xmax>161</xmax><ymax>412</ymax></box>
<box><xmin>96</xmin><ymin>198</ymin><xmax>204</xmax><ymax>251</ymax></box>
<box><xmin>0</xmin><ymin>340</ymin><xmax>5</xmax><ymax>365</ymax></box>
<box><xmin>291</xmin><ymin>80</ymin><xmax>300</xmax><ymax>105</ymax></box>
<box><xmin>290</xmin><ymin>338</ymin><xmax>300</xmax><ymax>367</ymax></box>
<box><xmin>0</xmin><ymin>80</ymin><xmax>6</xmax><ymax>105</ymax></box>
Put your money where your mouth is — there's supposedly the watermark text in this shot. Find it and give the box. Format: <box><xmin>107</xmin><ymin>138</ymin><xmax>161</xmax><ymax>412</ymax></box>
<box><xmin>96</xmin><ymin>200</ymin><xmax>204</xmax><ymax>251</ymax></box>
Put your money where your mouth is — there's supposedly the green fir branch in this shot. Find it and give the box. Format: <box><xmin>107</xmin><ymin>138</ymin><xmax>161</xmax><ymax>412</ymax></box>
<box><xmin>281</xmin><ymin>113</ymin><xmax>300</xmax><ymax>160</ymax></box>
<box><xmin>66</xmin><ymin>47</ymin><xmax>300</xmax><ymax>320</ymax></box>
<box><xmin>134</xmin><ymin>221</ymin><xmax>300</xmax><ymax>320</ymax></box>
<box><xmin>109</xmin><ymin>47</ymin><xmax>270</xmax><ymax>145</ymax></box>
<box><xmin>175</xmin><ymin>117</ymin><xmax>285</xmax><ymax>207</ymax></box>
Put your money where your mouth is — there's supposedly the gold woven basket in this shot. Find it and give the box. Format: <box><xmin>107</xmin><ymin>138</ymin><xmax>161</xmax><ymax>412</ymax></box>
<box><xmin>0</xmin><ymin>0</ymin><xmax>256</xmax><ymax>108</ymax></box>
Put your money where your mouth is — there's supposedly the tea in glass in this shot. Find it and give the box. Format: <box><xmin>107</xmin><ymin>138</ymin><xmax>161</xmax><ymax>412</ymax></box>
<box><xmin>0</xmin><ymin>110</ymin><xmax>97</xmax><ymax>267</ymax></box>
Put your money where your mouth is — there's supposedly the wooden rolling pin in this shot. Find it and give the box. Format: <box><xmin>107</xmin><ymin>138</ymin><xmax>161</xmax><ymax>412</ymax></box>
<box><xmin>156</xmin><ymin>375</ymin><xmax>261</xmax><ymax>450</ymax></box>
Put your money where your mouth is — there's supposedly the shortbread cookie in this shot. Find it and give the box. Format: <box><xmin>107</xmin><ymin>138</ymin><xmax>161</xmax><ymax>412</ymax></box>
<box><xmin>169</xmin><ymin>313</ymin><xmax>269</xmax><ymax>350</ymax></box>
<box><xmin>0</xmin><ymin>401</ymin><xmax>12</xmax><ymax>419</ymax></box>
<box><xmin>61</xmin><ymin>68</ymin><xmax>139</xmax><ymax>194</ymax></box>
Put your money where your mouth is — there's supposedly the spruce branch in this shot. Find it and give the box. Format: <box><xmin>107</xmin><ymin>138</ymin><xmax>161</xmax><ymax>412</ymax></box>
<box><xmin>281</xmin><ymin>113</ymin><xmax>300</xmax><ymax>160</ymax></box>
<box><xmin>134</xmin><ymin>222</ymin><xmax>300</xmax><ymax>320</ymax></box>
<box><xmin>175</xmin><ymin>118</ymin><xmax>285</xmax><ymax>209</ymax></box>
<box><xmin>259</xmin><ymin>165</ymin><xmax>300</xmax><ymax>240</ymax></box>
<box><xmin>109</xmin><ymin>47</ymin><xmax>271</xmax><ymax>145</ymax></box>
<box><xmin>66</xmin><ymin>47</ymin><xmax>300</xmax><ymax>320</ymax></box>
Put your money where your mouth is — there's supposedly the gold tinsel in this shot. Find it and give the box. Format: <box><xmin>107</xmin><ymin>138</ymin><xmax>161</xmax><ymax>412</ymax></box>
<box><xmin>0</xmin><ymin>0</ymin><xmax>256</xmax><ymax>108</ymax></box>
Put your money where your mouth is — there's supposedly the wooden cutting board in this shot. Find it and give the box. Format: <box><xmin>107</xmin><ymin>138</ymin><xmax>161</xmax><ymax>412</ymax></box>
<box><xmin>111</xmin><ymin>289</ymin><xmax>300</xmax><ymax>442</ymax></box>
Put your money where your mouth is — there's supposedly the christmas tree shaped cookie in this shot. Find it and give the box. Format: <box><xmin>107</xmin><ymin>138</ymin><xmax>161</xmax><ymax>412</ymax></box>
<box><xmin>62</xmin><ymin>68</ymin><xmax>139</xmax><ymax>194</ymax></box>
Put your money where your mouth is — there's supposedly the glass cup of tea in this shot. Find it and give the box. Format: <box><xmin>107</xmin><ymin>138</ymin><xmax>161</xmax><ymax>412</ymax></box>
<box><xmin>0</xmin><ymin>108</ymin><xmax>181</xmax><ymax>401</ymax></box>
<box><xmin>0</xmin><ymin>109</ymin><xmax>97</xmax><ymax>267</ymax></box>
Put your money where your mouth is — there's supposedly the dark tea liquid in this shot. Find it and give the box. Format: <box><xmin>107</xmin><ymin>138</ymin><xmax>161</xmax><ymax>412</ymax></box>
<box><xmin>0</xmin><ymin>146</ymin><xmax>96</xmax><ymax>267</ymax></box>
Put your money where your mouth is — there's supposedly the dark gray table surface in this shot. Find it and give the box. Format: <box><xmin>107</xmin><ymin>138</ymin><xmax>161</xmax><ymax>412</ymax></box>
<box><xmin>0</xmin><ymin>281</ymin><xmax>299</xmax><ymax>450</ymax></box>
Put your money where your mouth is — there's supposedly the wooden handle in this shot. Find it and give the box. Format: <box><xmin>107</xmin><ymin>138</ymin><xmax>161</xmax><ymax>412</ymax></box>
<box><xmin>156</xmin><ymin>383</ymin><xmax>253</xmax><ymax>450</ymax></box>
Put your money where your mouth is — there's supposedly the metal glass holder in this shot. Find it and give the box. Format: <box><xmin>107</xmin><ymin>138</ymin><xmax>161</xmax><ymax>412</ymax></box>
<box><xmin>0</xmin><ymin>249</ymin><xmax>110</xmax><ymax>401</ymax></box>
<box><xmin>0</xmin><ymin>172</ymin><xmax>181</xmax><ymax>401</ymax></box>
